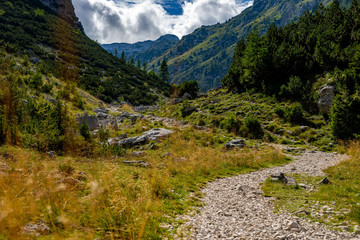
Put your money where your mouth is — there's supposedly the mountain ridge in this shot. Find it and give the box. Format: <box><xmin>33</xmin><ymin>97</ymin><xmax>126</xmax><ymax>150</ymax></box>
<box><xmin>102</xmin><ymin>34</ymin><xmax>179</xmax><ymax>64</ymax></box>
<box><xmin>149</xmin><ymin>0</ymin><xmax>349</xmax><ymax>91</ymax></box>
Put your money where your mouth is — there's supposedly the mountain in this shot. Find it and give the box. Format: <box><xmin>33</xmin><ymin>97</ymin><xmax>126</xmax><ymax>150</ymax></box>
<box><xmin>102</xmin><ymin>34</ymin><xmax>179</xmax><ymax>65</ymax></box>
<box><xmin>0</xmin><ymin>0</ymin><xmax>169</xmax><ymax>105</ymax></box>
<box><xmin>151</xmin><ymin>0</ymin><xmax>349</xmax><ymax>91</ymax></box>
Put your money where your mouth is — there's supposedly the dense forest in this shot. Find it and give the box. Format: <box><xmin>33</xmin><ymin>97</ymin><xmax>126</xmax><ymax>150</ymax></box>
<box><xmin>223</xmin><ymin>0</ymin><xmax>360</xmax><ymax>139</ymax></box>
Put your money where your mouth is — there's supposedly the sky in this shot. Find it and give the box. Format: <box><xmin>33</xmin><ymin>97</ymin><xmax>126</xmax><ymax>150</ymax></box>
<box><xmin>73</xmin><ymin>0</ymin><xmax>253</xmax><ymax>44</ymax></box>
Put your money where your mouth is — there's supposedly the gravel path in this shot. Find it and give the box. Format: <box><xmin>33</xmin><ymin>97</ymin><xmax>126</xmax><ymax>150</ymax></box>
<box><xmin>177</xmin><ymin>148</ymin><xmax>360</xmax><ymax>240</ymax></box>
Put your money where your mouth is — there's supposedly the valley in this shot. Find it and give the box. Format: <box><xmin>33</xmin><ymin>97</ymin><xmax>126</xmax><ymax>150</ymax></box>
<box><xmin>0</xmin><ymin>0</ymin><xmax>359</xmax><ymax>239</ymax></box>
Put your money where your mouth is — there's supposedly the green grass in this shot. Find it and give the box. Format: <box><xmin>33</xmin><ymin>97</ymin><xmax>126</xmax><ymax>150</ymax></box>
<box><xmin>151</xmin><ymin>89</ymin><xmax>335</xmax><ymax>150</ymax></box>
<box><xmin>262</xmin><ymin>142</ymin><xmax>360</xmax><ymax>232</ymax></box>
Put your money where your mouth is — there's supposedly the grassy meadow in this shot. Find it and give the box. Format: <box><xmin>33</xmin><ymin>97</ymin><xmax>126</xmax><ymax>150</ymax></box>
<box><xmin>0</xmin><ymin>124</ymin><xmax>289</xmax><ymax>239</ymax></box>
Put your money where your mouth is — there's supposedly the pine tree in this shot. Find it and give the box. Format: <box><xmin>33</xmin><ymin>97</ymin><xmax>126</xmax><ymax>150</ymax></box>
<box><xmin>120</xmin><ymin>51</ymin><xmax>126</xmax><ymax>63</ymax></box>
<box><xmin>114</xmin><ymin>48</ymin><xmax>118</xmax><ymax>57</ymax></box>
<box><xmin>137</xmin><ymin>59</ymin><xmax>141</xmax><ymax>69</ymax></box>
<box><xmin>129</xmin><ymin>56</ymin><xmax>135</xmax><ymax>66</ymax></box>
<box><xmin>159</xmin><ymin>58</ymin><xmax>170</xmax><ymax>83</ymax></box>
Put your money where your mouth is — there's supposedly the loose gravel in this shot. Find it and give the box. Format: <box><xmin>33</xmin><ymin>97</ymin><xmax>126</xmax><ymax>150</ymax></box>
<box><xmin>176</xmin><ymin>148</ymin><xmax>360</xmax><ymax>240</ymax></box>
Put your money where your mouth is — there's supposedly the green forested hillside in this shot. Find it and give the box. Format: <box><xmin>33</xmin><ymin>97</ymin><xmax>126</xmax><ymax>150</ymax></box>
<box><xmin>152</xmin><ymin>0</ymin><xmax>350</xmax><ymax>91</ymax></box>
<box><xmin>0</xmin><ymin>0</ymin><xmax>170</xmax><ymax>105</ymax></box>
<box><xmin>223</xmin><ymin>0</ymin><xmax>360</xmax><ymax>139</ymax></box>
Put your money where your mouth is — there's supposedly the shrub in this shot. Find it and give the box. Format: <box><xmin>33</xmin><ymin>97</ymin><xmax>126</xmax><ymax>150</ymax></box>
<box><xmin>243</xmin><ymin>115</ymin><xmax>264</xmax><ymax>139</ymax></box>
<box><xmin>274</xmin><ymin>105</ymin><xmax>285</xmax><ymax>118</ymax></box>
<box><xmin>286</xmin><ymin>104</ymin><xmax>305</xmax><ymax>124</ymax></box>
<box><xmin>330</xmin><ymin>94</ymin><xmax>360</xmax><ymax>139</ymax></box>
<box><xmin>59</xmin><ymin>163</ymin><xmax>75</xmax><ymax>175</ymax></box>
<box><xmin>172</xmin><ymin>80</ymin><xmax>199</xmax><ymax>99</ymax></box>
<box><xmin>29</xmin><ymin>72</ymin><xmax>43</xmax><ymax>89</ymax></box>
<box><xmin>219</xmin><ymin>113</ymin><xmax>242</xmax><ymax>134</ymax></box>
<box><xmin>41</xmin><ymin>83</ymin><xmax>53</xmax><ymax>93</ymax></box>
<box><xmin>80</xmin><ymin>123</ymin><xmax>91</xmax><ymax>141</ymax></box>
<box><xmin>98</xmin><ymin>126</ymin><xmax>110</xmax><ymax>142</ymax></box>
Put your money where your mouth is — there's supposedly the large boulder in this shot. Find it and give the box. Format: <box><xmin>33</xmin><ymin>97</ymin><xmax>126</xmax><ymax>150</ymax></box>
<box><xmin>169</xmin><ymin>98</ymin><xmax>182</xmax><ymax>105</ymax></box>
<box><xmin>118</xmin><ymin>112</ymin><xmax>143</xmax><ymax>123</ymax></box>
<box><xmin>224</xmin><ymin>138</ymin><xmax>246</xmax><ymax>149</ymax></box>
<box><xmin>109</xmin><ymin>128</ymin><xmax>174</xmax><ymax>148</ymax></box>
<box><xmin>182</xmin><ymin>92</ymin><xmax>192</xmax><ymax>100</ymax></box>
<box><xmin>76</xmin><ymin>112</ymin><xmax>99</xmax><ymax>130</ymax></box>
<box><xmin>94</xmin><ymin>108</ymin><xmax>109</xmax><ymax>114</ymax></box>
<box><xmin>318</xmin><ymin>84</ymin><xmax>335</xmax><ymax>114</ymax></box>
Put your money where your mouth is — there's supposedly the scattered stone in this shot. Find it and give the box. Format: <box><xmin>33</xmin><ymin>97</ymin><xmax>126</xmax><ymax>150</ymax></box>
<box><xmin>182</xmin><ymin>92</ymin><xmax>192</xmax><ymax>100</ymax></box>
<box><xmin>177</xmin><ymin>147</ymin><xmax>353</xmax><ymax>240</ymax></box>
<box><xmin>183</xmin><ymin>106</ymin><xmax>197</xmax><ymax>116</ymax></box>
<box><xmin>123</xmin><ymin>160</ymin><xmax>151</xmax><ymax>168</ymax></box>
<box><xmin>96</xmin><ymin>112</ymin><xmax>108</xmax><ymax>119</ymax></box>
<box><xmin>161</xmin><ymin>152</ymin><xmax>171</xmax><ymax>158</ymax></box>
<box><xmin>76</xmin><ymin>112</ymin><xmax>99</xmax><ymax>130</ymax></box>
<box><xmin>224</xmin><ymin>138</ymin><xmax>246</xmax><ymax>149</ymax></box>
<box><xmin>0</xmin><ymin>161</ymin><xmax>10</xmax><ymax>171</ymax></box>
<box><xmin>23</xmin><ymin>220</ymin><xmax>50</xmax><ymax>236</ymax></box>
<box><xmin>294</xmin><ymin>210</ymin><xmax>311</xmax><ymax>216</ymax></box>
<box><xmin>127</xmin><ymin>151</ymin><xmax>146</xmax><ymax>157</ymax></box>
<box><xmin>319</xmin><ymin>177</ymin><xmax>331</xmax><ymax>185</ymax></box>
<box><xmin>287</xmin><ymin>221</ymin><xmax>301</xmax><ymax>230</ymax></box>
<box><xmin>148</xmin><ymin>143</ymin><xmax>158</xmax><ymax>150</ymax></box>
<box><xmin>318</xmin><ymin>84</ymin><xmax>336</xmax><ymax>114</ymax></box>
<box><xmin>299</xmin><ymin>126</ymin><xmax>309</xmax><ymax>132</ymax></box>
<box><xmin>94</xmin><ymin>108</ymin><xmax>109</xmax><ymax>114</ymax></box>
<box><xmin>270</xmin><ymin>172</ymin><xmax>297</xmax><ymax>185</ymax></box>
<box><xmin>111</xmin><ymin>128</ymin><xmax>174</xmax><ymax>148</ymax></box>
<box><xmin>47</xmin><ymin>151</ymin><xmax>57</xmax><ymax>158</ymax></box>
<box><xmin>169</xmin><ymin>98</ymin><xmax>182</xmax><ymax>105</ymax></box>
<box><xmin>298</xmin><ymin>183</ymin><xmax>308</xmax><ymax>189</ymax></box>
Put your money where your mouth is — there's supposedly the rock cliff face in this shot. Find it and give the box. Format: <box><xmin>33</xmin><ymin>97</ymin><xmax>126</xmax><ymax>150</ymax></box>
<box><xmin>39</xmin><ymin>0</ymin><xmax>80</xmax><ymax>26</ymax></box>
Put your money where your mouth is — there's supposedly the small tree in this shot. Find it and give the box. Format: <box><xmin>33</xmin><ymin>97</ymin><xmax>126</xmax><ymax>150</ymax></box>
<box><xmin>330</xmin><ymin>94</ymin><xmax>360</xmax><ymax>139</ymax></box>
<box><xmin>120</xmin><ymin>51</ymin><xmax>126</xmax><ymax>63</ymax></box>
<box><xmin>159</xmin><ymin>58</ymin><xmax>170</xmax><ymax>83</ymax></box>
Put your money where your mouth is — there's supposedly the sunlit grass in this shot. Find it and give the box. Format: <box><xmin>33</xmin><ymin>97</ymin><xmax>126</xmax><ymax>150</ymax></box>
<box><xmin>0</xmin><ymin>127</ymin><xmax>289</xmax><ymax>239</ymax></box>
<box><xmin>262</xmin><ymin>141</ymin><xmax>360</xmax><ymax>231</ymax></box>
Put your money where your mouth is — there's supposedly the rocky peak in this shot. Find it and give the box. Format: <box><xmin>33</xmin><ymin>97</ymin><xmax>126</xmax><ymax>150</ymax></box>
<box><xmin>39</xmin><ymin>0</ymin><xmax>80</xmax><ymax>27</ymax></box>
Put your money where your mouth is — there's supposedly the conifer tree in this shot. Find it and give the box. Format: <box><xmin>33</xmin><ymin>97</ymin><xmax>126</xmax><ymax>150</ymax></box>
<box><xmin>120</xmin><ymin>51</ymin><xmax>126</xmax><ymax>63</ymax></box>
<box><xmin>159</xmin><ymin>58</ymin><xmax>170</xmax><ymax>83</ymax></box>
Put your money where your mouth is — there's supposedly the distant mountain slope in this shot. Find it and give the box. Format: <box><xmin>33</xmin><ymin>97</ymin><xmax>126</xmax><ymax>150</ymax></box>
<box><xmin>0</xmin><ymin>0</ymin><xmax>169</xmax><ymax>105</ymax></box>
<box><xmin>102</xmin><ymin>34</ymin><xmax>179</xmax><ymax>64</ymax></box>
<box><xmin>152</xmin><ymin>0</ymin><xmax>349</xmax><ymax>91</ymax></box>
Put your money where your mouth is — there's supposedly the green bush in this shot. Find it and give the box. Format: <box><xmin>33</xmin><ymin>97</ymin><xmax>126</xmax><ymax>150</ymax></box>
<box><xmin>274</xmin><ymin>105</ymin><xmax>285</xmax><ymax>118</ymax></box>
<box><xmin>285</xmin><ymin>104</ymin><xmax>305</xmax><ymax>124</ymax></box>
<box><xmin>98</xmin><ymin>126</ymin><xmax>110</xmax><ymax>142</ymax></box>
<box><xmin>243</xmin><ymin>115</ymin><xmax>264</xmax><ymax>139</ymax></box>
<box><xmin>80</xmin><ymin>123</ymin><xmax>91</xmax><ymax>141</ymax></box>
<box><xmin>330</xmin><ymin>94</ymin><xmax>360</xmax><ymax>139</ymax></box>
<box><xmin>172</xmin><ymin>80</ymin><xmax>199</xmax><ymax>99</ymax></box>
<box><xmin>219</xmin><ymin>113</ymin><xmax>242</xmax><ymax>134</ymax></box>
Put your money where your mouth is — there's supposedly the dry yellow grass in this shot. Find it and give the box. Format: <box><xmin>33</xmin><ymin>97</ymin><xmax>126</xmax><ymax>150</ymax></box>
<box><xmin>0</xmin><ymin>129</ymin><xmax>289</xmax><ymax>239</ymax></box>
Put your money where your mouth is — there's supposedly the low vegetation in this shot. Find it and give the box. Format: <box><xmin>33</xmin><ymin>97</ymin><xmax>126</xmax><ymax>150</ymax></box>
<box><xmin>262</xmin><ymin>142</ymin><xmax>360</xmax><ymax>231</ymax></box>
<box><xmin>0</xmin><ymin>124</ymin><xmax>289</xmax><ymax>239</ymax></box>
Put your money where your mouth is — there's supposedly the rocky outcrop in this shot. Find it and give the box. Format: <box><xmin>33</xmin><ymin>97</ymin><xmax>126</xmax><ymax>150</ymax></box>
<box><xmin>182</xmin><ymin>92</ymin><xmax>192</xmax><ymax>100</ymax></box>
<box><xmin>76</xmin><ymin>112</ymin><xmax>99</xmax><ymax>130</ymax></box>
<box><xmin>224</xmin><ymin>138</ymin><xmax>246</xmax><ymax>149</ymax></box>
<box><xmin>318</xmin><ymin>84</ymin><xmax>336</xmax><ymax>114</ymax></box>
<box><xmin>108</xmin><ymin>128</ymin><xmax>174</xmax><ymax>148</ymax></box>
<box><xmin>39</xmin><ymin>0</ymin><xmax>80</xmax><ymax>27</ymax></box>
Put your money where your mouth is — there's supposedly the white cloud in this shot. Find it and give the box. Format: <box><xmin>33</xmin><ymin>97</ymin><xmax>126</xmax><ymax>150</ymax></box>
<box><xmin>73</xmin><ymin>0</ymin><xmax>253</xmax><ymax>43</ymax></box>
